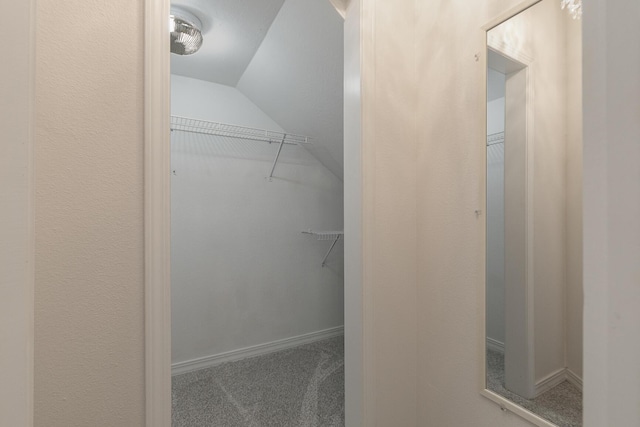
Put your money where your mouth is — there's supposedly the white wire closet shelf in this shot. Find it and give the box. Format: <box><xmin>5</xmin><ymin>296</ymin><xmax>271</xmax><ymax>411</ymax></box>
<box><xmin>171</xmin><ymin>116</ymin><xmax>312</xmax><ymax>180</ymax></box>
<box><xmin>302</xmin><ymin>230</ymin><xmax>343</xmax><ymax>240</ymax></box>
<box><xmin>487</xmin><ymin>131</ymin><xmax>505</xmax><ymax>146</ymax></box>
<box><xmin>171</xmin><ymin>116</ymin><xmax>311</xmax><ymax>145</ymax></box>
<box><xmin>302</xmin><ymin>230</ymin><xmax>343</xmax><ymax>267</ymax></box>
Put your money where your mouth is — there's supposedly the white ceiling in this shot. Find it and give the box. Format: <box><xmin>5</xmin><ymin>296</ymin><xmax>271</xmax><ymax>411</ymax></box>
<box><xmin>171</xmin><ymin>0</ymin><xmax>286</xmax><ymax>86</ymax></box>
<box><xmin>171</xmin><ymin>0</ymin><xmax>345</xmax><ymax>179</ymax></box>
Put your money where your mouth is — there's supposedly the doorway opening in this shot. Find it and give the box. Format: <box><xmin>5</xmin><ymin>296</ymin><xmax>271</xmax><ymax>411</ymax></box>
<box><xmin>169</xmin><ymin>1</ymin><xmax>346</xmax><ymax>425</ymax></box>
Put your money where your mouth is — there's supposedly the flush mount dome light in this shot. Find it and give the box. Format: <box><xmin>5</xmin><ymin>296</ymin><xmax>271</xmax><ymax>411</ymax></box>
<box><xmin>170</xmin><ymin>7</ymin><xmax>203</xmax><ymax>55</ymax></box>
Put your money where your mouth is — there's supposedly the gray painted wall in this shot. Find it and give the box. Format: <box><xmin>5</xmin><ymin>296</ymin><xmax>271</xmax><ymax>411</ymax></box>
<box><xmin>170</xmin><ymin>75</ymin><xmax>344</xmax><ymax>364</ymax></box>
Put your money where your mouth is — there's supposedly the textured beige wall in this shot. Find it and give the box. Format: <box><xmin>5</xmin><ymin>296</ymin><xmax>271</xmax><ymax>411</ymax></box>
<box><xmin>359</xmin><ymin>0</ymin><xmax>420</xmax><ymax>423</ymax></box>
<box><xmin>34</xmin><ymin>1</ymin><xmax>145</xmax><ymax>426</ymax></box>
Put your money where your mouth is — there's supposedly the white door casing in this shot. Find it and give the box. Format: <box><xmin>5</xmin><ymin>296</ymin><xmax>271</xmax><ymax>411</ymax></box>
<box><xmin>143</xmin><ymin>0</ymin><xmax>364</xmax><ymax>425</ymax></box>
<box><xmin>0</xmin><ymin>0</ymin><xmax>35</xmax><ymax>426</ymax></box>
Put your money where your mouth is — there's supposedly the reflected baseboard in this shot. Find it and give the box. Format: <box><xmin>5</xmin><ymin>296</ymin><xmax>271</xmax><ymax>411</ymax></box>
<box><xmin>535</xmin><ymin>368</ymin><xmax>566</xmax><ymax>398</ymax></box>
<box><xmin>487</xmin><ymin>340</ymin><xmax>584</xmax><ymax>396</ymax></box>
<box><xmin>566</xmin><ymin>368</ymin><xmax>583</xmax><ymax>392</ymax></box>
<box><xmin>535</xmin><ymin>367</ymin><xmax>584</xmax><ymax>397</ymax></box>
<box><xmin>487</xmin><ymin>337</ymin><xmax>505</xmax><ymax>354</ymax></box>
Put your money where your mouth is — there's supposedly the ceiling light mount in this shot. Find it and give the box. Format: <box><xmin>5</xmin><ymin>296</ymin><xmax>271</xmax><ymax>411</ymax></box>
<box><xmin>170</xmin><ymin>6</ymin><xmax>204</xmax><ymax>55</ymax></box>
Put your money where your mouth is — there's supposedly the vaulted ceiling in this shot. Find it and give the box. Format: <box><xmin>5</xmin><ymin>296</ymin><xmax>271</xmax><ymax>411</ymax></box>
<box><xmin>171</xmin><ymin>0</ymin><xmax>345</xmax><ymax>180</ymax></box>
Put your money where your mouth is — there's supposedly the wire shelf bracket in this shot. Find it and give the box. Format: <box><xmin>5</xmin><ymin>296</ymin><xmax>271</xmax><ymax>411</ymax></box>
<box><xmin>170</xmin><ymin>115</ymin><xmax>312</xmax><ymax>181</ymax></box>
<box><xmin>302</xmin><ymin>230</ymin><xmax>344</xmax><ymax>267</ymax></box>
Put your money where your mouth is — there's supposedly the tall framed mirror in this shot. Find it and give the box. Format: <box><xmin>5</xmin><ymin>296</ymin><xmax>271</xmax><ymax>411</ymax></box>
<box><xmin>481</xmin><ymin>1</ymin><xmax>583</xmax><ymax>426</ymax></box>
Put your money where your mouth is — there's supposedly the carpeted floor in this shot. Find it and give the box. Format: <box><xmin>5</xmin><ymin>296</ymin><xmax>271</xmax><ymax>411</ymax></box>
<box><xmin>487</xmin><ymin>349</ymin><xmax>582</xmax><ymax>427</ymax></box>
<box><xmin>172</xmin><ymin>336</ymin><xmax>345</xmax><ymax>427</ymax></box>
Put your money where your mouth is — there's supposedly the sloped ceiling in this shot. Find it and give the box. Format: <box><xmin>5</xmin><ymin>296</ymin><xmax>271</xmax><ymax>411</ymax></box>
<box><xmin>170</xmin><ymin>0</ymin><xmax>345</xmax><ymax>180</ymax></box>
<box><xmin>171</xmin><ymin>0</ymin><xmax>286</xmax><ymax>86</ymax></box>
<box><xmin>237</xmin><ymin>0</ymin><xmax>344</xmax><ymax>180</ymax></box>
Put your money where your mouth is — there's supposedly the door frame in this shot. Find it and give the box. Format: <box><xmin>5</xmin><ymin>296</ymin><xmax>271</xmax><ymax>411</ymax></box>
<box><xmin>144</xmin><ymin>0</ymin><xmax>172</xmax><ymax>425</ymax></box>
<box><xmin>0</xmin><ymin>0</ymin><xmax>35</xmax><ymax>426</ymax></box>
<box><xmin>143</xmin><ymin>1</ymin><xmax>364</xmax><ymax>425</ymax></box>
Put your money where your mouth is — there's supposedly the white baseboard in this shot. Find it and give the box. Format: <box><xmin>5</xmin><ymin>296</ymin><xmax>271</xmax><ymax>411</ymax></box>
<box><xmin>486</xmin><ymin>337</ymin><xmax>505</xmax><ymax>354</ymax></box>
<box><xmin>171</xmin><ymin>326</ymin><xmax>344</xmax><ymax>376</ymax></box>
<box><xmin>566</xmin><ymin>368</ymin><xmax>583</xmax><ymax>391</ymax></box>
<box><xmin>534</xmin><ymin>367</ymin><xmax>584</xmax><ymax>397</ymax></box>
<box><xmin>535</xmin><ymin>368</ymin><xmax>567</xmax><ymax>397</ymax></box>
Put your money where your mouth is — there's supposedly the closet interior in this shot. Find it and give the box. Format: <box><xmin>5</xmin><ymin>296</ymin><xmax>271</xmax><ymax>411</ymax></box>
<box><xmin>169</xmin><ymin>0</ymin><xmax>345</xmax><ymax>425</ymax></box>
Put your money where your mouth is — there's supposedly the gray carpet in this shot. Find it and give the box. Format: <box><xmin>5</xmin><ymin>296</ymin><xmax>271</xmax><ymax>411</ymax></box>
<box><xmin>487</xmin><ymin>349</ymin><xmax>582</xmax><ymax>427</ymax></box>
<box><xmin>172</xmin><ymin>336</ymin><xmax>345</xmax><ymax>427</ymax></box>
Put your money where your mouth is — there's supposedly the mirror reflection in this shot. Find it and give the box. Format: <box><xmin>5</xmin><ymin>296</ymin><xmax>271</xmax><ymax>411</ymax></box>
<box><xmin>485</xmin><ymin>1</ymin><xmax>583</xmax><ymax>425</ymax></box>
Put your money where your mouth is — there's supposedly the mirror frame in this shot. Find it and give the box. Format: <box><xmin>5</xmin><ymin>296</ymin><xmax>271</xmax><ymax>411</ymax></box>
<box><xmin>479</xmin><ymin>1</ymin><xmax>558</xmax><ymax>426</ymax></box>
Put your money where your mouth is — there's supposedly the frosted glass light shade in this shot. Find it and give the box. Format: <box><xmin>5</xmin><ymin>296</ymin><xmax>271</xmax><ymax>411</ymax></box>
<box><xmin>170</xmin><ymin>9</ymin><xmax>203</xmax><ymax>55</ymax></box>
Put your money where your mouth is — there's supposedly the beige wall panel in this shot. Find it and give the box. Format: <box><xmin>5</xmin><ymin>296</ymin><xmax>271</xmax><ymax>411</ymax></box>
<box><xmin>360</xmin><ymin>0</ymin><xmax>420</xmax><ymax>423</ymax></box>
<box><xmin>34</xmin><ymin>1</ymin><xmax>145</xmax><ymax>426</ymax></box>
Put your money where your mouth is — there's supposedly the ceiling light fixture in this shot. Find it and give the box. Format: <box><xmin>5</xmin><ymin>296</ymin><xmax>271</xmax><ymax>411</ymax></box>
<box><xmin>560</xmin><ymin>0</ymin><xmax>582</xmax><ymax>19</ymax></box>
<box><xmin>170</xmin><ymin>7</ymin><xmax>203</xmax><ymax>55</ymax></box>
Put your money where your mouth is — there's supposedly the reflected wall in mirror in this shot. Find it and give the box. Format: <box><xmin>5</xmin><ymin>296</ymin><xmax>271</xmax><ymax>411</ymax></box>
<box><xmin>484</xmin><ymin>1</ymin><xmax>583</xmax><ymax>426</ymax></box>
